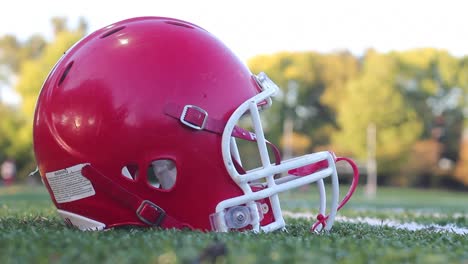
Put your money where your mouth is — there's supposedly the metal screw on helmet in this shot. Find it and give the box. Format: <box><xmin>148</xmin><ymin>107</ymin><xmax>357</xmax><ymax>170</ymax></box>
<box><xmin>225</xmin><ymin>206</ymin><xmax>252</xmax><ymax>229</ymax></box>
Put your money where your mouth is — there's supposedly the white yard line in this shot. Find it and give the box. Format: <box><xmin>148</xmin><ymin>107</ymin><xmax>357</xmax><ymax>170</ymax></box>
<box><xmin>350</xmin><ymin>207</ymin><xmax>468</xmax><ymax>219</ymax></box>
<box><xmin>283</xmin><ymin>211</ymin><xmax>468</xmax><ymax>235</ymax></box>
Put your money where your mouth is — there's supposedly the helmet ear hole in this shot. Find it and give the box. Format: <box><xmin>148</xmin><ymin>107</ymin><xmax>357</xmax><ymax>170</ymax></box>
<box><xmin>121</xmin><ymin>164</ymin><xmax>138</xmax><ymax>180</ymax></box>
<box><xmin>147</xmin><ymin>159</ymin><xmax>177</xmax><ymax>190</ymax></box>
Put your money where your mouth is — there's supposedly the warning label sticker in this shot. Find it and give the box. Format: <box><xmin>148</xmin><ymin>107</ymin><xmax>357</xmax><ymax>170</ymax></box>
<box><xmin>45</xmin><ymin>163</ymin><xmax>95</xmax><ymax>203</ymax></box>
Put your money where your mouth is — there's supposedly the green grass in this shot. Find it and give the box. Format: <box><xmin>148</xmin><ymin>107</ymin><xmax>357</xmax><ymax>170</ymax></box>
<box><xmin>0</xmin><ymin>185</ymin><xmax>467</xmax><ymax>264</ymax></box>
<box><xmin>281</xmin><ymin>185</ymin><xmax>468</xmax><ymax>227</ymax></box>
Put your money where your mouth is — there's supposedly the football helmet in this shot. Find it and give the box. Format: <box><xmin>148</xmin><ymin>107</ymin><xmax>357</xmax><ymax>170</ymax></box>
<box><xmin>33</xmin><ymin>17</ymin><xmax>359</xmax><ymax>232</ymax></box>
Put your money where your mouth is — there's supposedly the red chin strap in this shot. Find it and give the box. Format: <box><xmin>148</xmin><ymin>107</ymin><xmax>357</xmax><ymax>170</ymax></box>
<box><xmin>289</xmin><ymin>155</ymin><xmax>360</xmax><ymax>232</ymax></box>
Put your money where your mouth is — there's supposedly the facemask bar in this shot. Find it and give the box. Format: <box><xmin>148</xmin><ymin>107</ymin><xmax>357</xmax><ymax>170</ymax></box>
<box><xmin>230</xmin><ymin>137</ymin><xmax>242</xmax><ymax>167</ymax></box>
<box><xmin>213</xmin><ymin>72</ymin><xmax>340</xmax><ymax>233</ymax></box>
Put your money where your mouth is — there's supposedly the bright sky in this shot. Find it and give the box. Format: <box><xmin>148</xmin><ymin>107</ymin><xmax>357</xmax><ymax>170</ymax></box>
<box><xmin>1</xmin><ymin>0</ymin><xmax>468</xmax><ymax>104</ymax></box>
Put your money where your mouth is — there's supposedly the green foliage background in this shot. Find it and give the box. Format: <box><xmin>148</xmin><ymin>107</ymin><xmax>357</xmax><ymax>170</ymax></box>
<box><xmin>0</xmin><ymin>17</ymin><xmax>467</xmax><ymax>187</ymax></box>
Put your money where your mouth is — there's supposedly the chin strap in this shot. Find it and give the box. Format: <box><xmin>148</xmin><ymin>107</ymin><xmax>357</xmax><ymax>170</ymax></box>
<box><xmin>310</xmin><ymin>156</ymin><xmax>360</xmax><ymax>232</ymax></box>
<box><xmin>164</xmin><ymin>103</ymin><xmax>282</xmax><ymax>168</ymax></box>
<box><xmin>81</xmin><ymin>165</ymin><xmax>191</xmax><ymax>230</ymax></box>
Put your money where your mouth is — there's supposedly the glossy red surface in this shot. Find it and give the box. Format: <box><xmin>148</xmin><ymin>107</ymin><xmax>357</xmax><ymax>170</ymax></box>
<box><xmin>33</xmin><ymin>17</ymin><xmax>265</xmax><ymax>230</ymax></box>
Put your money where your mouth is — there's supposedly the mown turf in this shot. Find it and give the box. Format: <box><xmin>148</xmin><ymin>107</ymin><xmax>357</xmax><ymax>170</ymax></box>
<box><xmin>0</xmin><ymin>186</ymin><xmax>467</xmax><ymax>264</ymax></box>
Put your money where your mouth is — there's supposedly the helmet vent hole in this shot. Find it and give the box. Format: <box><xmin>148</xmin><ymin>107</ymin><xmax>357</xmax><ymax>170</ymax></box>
<box><xmin>147</xmin><ymin>159</ymin><xmax>177</xmax><ymax>190</ymax></box>
<box><xmin>165</xmin><ymin>21</ymin><xmax>194</xmax><ymax>29</ymax></box>
<box><xmin>121</xmin><ymin>164</ymin><xmax>138</xmax><ymax>181</ymax></box>
<box><xmin>100</xmin><ymin>26</ymin><xmax>126</xmax><ymax>38</ymax></box>
<box><xmin>58</xmin><ymin>61</ymin><xmax>74</xmax><ymax>86</ymax></box>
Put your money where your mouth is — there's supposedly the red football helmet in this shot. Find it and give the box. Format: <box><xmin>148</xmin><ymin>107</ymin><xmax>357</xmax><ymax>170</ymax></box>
<box><xmin>33</xmin><ymin>17</ymin><xmax>359</xmax><ymax>232</ymax></box>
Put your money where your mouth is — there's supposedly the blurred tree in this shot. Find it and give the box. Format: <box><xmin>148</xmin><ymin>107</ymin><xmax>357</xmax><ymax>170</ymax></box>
<box><xmin>248</xmin><ymin>51</ymin><xmax>358</xmax><ymax>151</ymax></box>
<box><xmin>454</xmin><ymin>56</ymin><xmax>468</xmax><ymax>185</ymax></box>
<box><xmin>319</xmin><ymin>52</ymin><xmax>359</xmax><ymax>112</ymax></box>
<box><xmin>279</xmin><ymin>132</ymin><xmax>311</xmax><ymax>155</ymax></box>
<box><xmin>22</xmin><ymin>35</ymin><xmax>47</xmax><ymax>61</ymax></box>
<box><xmin>0</xmin><ymin>104</ymin><xmax>25</xmax><ymax>162</ymax></box>
<box><xmin>0</xmin><ymin>35</ymin><xmax>22</xmax><ymax>71</ymax></box>
<box><xmin>51</xmin><ymin>17</ymin><xmax>68</xmax><ymax>35</ymax></box>
<box><xmin>0</xmin><ymin>34</ymin><xmax>46</xmax><ymax>81</ymax></box>
<box><xmin>396</xmin><ymin>50</ymin><xmax>465</xmax><ymax>184</ymax></box>
<box><xmin>399</xmin><ymin>139</ymin><xmax>442</xmax><ymax>187</ymax></box>
<box><xmin>333</xmin><ymin>50</ymin><xmax>423</xmax><ymax>181</ymax></box>
<box><xmin>454</xmin><ymin>129</ymin><xmax>468</xmax><ymax>185</ymax></box>
<box><xmin>78</xmin><ymin>17</ymin><xmax>89</xmax><ymax>34</ymax></box>
<box><xmin>0</xmin><ymin>35</ymin><xmax>21</xmax><ymax>89</ymax></box>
